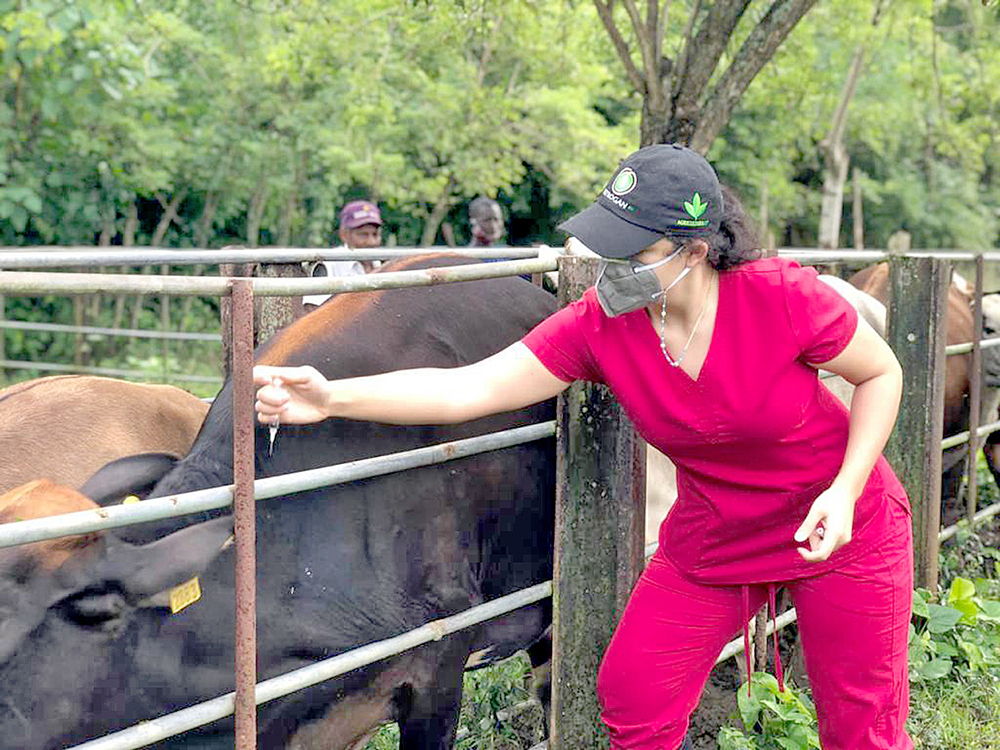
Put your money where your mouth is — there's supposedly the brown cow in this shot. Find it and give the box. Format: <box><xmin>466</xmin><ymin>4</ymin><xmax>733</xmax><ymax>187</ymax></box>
<box><xmin>0</xmin><ymin>375</ymin><xmax>210</xmax><ymax>494</ymax></box>
<box><xmin>848</xmin><ymin>262</ymin><xmax>1000</xmax><ymax>514</ymax></box>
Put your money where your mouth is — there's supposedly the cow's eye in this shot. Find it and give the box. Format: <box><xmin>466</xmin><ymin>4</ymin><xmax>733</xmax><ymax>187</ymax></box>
<box><xmin>58</xmin><ymin>588</ymin><xmax>128</xmax><ymax>628</ymax></box>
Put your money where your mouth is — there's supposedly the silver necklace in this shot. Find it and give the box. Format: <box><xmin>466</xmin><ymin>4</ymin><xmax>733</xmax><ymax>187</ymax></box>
<box><xmin>659</xmin><ymin>272</ymin><xmax>714</xmax><ymax>367</ymax></box>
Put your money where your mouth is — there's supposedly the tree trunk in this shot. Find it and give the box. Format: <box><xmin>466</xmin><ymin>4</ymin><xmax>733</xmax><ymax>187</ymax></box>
<box><xmin>817</xmin><ymin>140</ymin><xmax>851</xmax><ymax>249</ymax></box>
<box><xmin>246</xmin><ymin>181</ymin><xmax>269</xmax><ymax>249</ymax></box>
<box><xmin>817</xmin><ymin>46</ymin><xmax>866</xmax><ymax>249</ymax></box>
<box><xmin>194</xmin><ymin>192</ymin><xmax>219</xmax><ymax>249</ymax></box>
<box><xmin>596</xmin><ymin>0</ymin><xmax>820</xmax><ymax>151</ymax></box>
<box><xmin>151</xmin><ymin>190</ymin><xmax>187</xmax><ymax>247</ymax></box>
<box><xmin>852</xmin><ymin>167</ymin><xmax>865</xmax><ymax>250</ymax></box>
<box><xmin>115</xmin><ymin>203</ymin><xmax>138</xmax><ymax>351</ymax></box>
<box><xmin>420</xmin><ymin>176</ymin><xmax>456</xmax><ymax>246</ymax></box>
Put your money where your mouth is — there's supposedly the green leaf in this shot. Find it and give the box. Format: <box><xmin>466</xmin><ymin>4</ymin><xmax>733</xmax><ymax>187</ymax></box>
<box><xmin>952</xmin><ymin>596</ymin><xmax>979</xmax><ymax>624</ymax></box>
<box><xmin>927</xmin><ymin>604</ymin><xmax>964</xmax><ymax>633</ymax></box>
<box><xmin>918</xmin><ymin>658</ymin><xmax>953</xmax><ymax>679</ymax></box>
<box><xmin>935</xmin><ymin>640</ymin><xmax>959</xmax><ymax>658</ymax></box>
<box><xmin>911</xmin><ymin>589</ymin><xmax>930</xmax><ymax>618</ymax></box>
<box><xmin>949</xmin><ymin>576</ymin><xmax>977</xmax><ymax>604</ymax></box>
<box><xmin>737</xmin><ymin>683</ymin><xmax>762</xmax><ymax>729</ymax></box>
<box><xmin>23</xmin><ymin>191</ymin><xmax>42</xmax><ymax>214</ymax></box>
<box><xmin>10</xmin><ymin>205</ymin><xmax>27</xmax><ymax>232</ymax></box>
<box><xmin>978</xmin><ymin>600</ymin><xmax>1000</xmax><ymax>622</ymax></box>
<box><xmin>958</xmin><ymin>639</ymin><xmax>985</xmax><ymax>671</ymax></box>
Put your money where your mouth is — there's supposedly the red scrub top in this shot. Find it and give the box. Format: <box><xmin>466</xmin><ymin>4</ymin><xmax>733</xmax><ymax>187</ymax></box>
<box><xmin>522</xmin><ymin>257</ymin><xmax>909</xmax><ymax>585</ymax></box>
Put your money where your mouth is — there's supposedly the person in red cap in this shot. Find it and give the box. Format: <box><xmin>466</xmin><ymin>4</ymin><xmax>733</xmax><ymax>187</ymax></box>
<box><xmin>303</xmin><ymin>200</ymin><xmax>384</xmax><ymax>309</ymax></box>
<box><xmin>254</xmin><ymin>144</ymin><xmax>912</xmax><ymax>750</ymax></box>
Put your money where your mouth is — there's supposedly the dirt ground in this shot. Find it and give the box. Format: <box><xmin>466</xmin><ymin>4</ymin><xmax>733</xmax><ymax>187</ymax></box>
<box><xmin>688</xmin><ymin>662</ymin><xmax>741</xmax><ymax>748</ymax></box>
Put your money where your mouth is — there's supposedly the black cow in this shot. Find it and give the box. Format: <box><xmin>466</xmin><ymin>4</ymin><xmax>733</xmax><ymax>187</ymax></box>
<box><xmin>0</xmin><ymin>255</ymin><xmax>557</xmax><ymax>750</ymax></box>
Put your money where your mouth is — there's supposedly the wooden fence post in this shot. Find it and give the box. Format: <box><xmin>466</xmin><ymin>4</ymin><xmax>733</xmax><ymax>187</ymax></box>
<box><xmin>550</xmin><ymin>255</ymin><xmax>646</xmax><ymax>750</ymax></box>
<box><xmin>256</xmin><ymin>261</ymin><xmax>306</xmax><ymax>344</ymax></box>
<box><xmin>884</xmin><ymin>248</ymin><xmax>948</xmax><ymax>591</ymax></box>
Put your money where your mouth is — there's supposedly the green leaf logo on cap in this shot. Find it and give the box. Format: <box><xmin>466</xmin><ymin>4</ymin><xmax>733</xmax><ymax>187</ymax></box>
<box><xmin>610</xmin><ymin>168</ymin><xmax>637</xmax><ymax>196</ymax></box>
<box><xmin>684</xmin><ymin>193</ymin><xmax>708</xmax><ymax>220</ymax></box>
<box><xmin>677</xmin><ymin>192</ymin><xmax>711</xmax><ymax>227</ymax></box>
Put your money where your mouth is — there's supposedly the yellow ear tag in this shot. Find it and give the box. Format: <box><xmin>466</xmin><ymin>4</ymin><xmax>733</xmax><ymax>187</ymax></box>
<box><xmin>122</xmin><ymin>495</ymin><xmax>141</xmax><ymax>505</ymax></box>
<box><xmin>168</xmin><ymin>577</ymin><xmax>202</xmax><ymax>614</ymax></box>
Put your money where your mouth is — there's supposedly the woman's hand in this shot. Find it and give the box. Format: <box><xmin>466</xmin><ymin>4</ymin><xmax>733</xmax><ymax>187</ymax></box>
<box><xmin>793</xmin><ymin>484</ymin><xmax>857</xmax><ymax>562</ymax></box>
<box><xmin>253</xmin><ymin>365</ymin><xmax>331</xmax><ymax>425</ymax></box>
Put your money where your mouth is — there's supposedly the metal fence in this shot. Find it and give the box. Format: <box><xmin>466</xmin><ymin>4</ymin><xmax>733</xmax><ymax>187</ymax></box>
<box><xmin>0</xmin><ymin>246</ymin><xmax>998</xmax><ymax>749</ymax></box>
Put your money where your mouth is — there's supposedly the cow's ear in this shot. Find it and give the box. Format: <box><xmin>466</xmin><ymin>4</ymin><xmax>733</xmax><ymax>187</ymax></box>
<box><xmin>81</xmin><ymin>453</ymin><xmax>181</xmax><ymax>506</ymax></box>
<box><xmin>100</xmin><ymin>515</ymin><xmax>234</xmax><ymax>599</ymax></box>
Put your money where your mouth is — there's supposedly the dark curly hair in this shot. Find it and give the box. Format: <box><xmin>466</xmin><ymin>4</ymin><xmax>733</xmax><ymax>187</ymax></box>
<box><xmin>664</xmin><ymin>185</ymin><xmax>761</xmax><ymax>270</ymax></box>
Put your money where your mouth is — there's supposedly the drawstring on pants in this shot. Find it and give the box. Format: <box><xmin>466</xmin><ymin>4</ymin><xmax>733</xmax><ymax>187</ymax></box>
<box><xmin>741</xmin><ymin>583</ymin><xmax>785</xmax><ymax>696</ymax></box>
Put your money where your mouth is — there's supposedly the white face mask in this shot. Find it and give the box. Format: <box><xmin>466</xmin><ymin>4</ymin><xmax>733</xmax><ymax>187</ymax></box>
<box><xmin>595</xmin><ymin>246</ymin><xmax>690</xmax><ymax>317</ymax></box>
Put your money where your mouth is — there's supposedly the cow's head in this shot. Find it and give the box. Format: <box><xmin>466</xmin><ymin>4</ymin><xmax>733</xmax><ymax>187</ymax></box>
<box><xmin>0</xmin><ymin>480</ymin><xmax>233</xmax><ymax>748</ymax></box>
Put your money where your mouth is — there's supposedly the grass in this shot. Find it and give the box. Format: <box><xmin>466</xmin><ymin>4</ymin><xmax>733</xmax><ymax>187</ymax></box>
<box><xmin>909</xmin><ymin>672</ymin><xmax>1000</xmax><ymax>749</ymax></box>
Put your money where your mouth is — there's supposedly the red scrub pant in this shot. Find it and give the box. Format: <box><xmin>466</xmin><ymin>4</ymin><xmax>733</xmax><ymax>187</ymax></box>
<box><xmin>596</xmin><ymin>501</ymin><xmax>914</xmax><ymax>750</ymax></box>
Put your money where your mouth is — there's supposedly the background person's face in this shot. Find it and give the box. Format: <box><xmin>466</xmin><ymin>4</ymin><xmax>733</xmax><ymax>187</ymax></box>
<box><xmin>340</xmin><ymin>224</ymin><xmax>382</xmax><ymax>248</ymax></box>
<box><xmin>471</xmin><ymin>205</ymin><xmax>504</xmax><ymax>244</ymax></box>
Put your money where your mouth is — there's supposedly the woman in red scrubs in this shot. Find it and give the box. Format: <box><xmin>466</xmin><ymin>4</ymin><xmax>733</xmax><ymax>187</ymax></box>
<box><xmin>255</xmin><ymin>144</ymin><xmax>913</xmax><ymax>750</ymax></box>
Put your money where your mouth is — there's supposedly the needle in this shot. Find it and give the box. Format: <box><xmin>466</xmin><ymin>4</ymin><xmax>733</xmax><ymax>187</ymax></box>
<box><xmin>268</xmin><ymin>416</ymin><xmax>278</xmax><ymax>456</ymax></box>
<box><xmin>267</xmin><ymin>376</ymin><xmax>281</xmax><ymax>456</ymax></box>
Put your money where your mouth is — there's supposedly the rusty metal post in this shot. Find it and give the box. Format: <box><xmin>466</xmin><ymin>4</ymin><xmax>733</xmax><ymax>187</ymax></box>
<box><xmin>967</xmin><ymin>254</ymin><xmax>984</xmax><ymax>521</ymax></box>
<box><xmin>885</xmin><ymin>255</ymin><xmax>948</xmax><ymax>591</ymax></box>
<box><xmin>230</xmin><ymin>279</ymin><xmax>257</xmax><ymax>749</ymax></box>
<box><xmin>550</xmin><ymin>256</ymin><xmax>646</xmax><ymax>750</ymax></box>
<box><xmin>220</xmin><ymin>259</ymin><xmax>257</xmax><ymax>380</ymax></box>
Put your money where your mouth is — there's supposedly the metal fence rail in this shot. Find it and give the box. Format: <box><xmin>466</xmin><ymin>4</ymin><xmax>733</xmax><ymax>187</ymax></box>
<box><xmin>69</xmin><ymin>581</ymin><xmax>554</xmax><ymax>750</ymax></box>
<box><xmin>0</xmin><ymin>246</ymin><xmax>542</xmax><ymax>268</ymax></box>
<box><xmin>0</xmin><ymin>422</ymin><xmax>556</xmax><ymax>549</ymax></box>
<box><xmin>0</xmin><ymin>258</ymin><xmax>556</xmax><ymax>296</ymax></box>
<box><xmin>0</xmin><ymin>359</ymin><xmax>223</xmax><ymax>383</ymax></box>
<box><xmin>0</xmin><ymin>319</ymin><xmax>221</xmax><ymax>341</ymax></box>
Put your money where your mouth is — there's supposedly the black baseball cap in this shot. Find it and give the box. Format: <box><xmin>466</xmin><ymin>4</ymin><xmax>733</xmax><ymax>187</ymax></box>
<box><xmin>558</xmin><ymin>144</ymin><xmax>724</xmax><ymax>259</ymax></box>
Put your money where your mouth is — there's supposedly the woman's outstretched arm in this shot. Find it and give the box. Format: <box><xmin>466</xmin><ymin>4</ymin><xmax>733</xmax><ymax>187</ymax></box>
<box><xmin>253</xmin><ymin>341</ymin><xmax>572</xmax><ymax>426</ymax></box>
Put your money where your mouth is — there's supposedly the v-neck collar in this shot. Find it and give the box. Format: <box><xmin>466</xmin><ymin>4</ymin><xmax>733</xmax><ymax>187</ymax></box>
<box><xmin>640</xmin><ymin>270</ymin><xmax>723</xmax><ymax>385</ymax></box>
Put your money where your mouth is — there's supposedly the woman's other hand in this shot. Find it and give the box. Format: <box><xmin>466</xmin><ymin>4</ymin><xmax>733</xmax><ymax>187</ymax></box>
<box><xmin>253</xmin><ymin>365</ymin><xmax>331</xmax><ymax>425</ymax></box>
<box><xmin>794</xmin><ymin>484</ymin><xmax>857</xmax><ymax>562</ymax></box>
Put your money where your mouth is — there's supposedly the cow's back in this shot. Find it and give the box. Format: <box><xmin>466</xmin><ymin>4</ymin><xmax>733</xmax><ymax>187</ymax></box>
<box><xmin>0</xmin><ymin>375</ymin><xmax>209</xmax><ymax>493</ymax></box>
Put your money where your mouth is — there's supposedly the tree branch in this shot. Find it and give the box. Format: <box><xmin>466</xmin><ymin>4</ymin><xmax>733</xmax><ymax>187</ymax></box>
<box><xmin>621</xmin><ymin>0</ymin><xmax>659</xmax><ymax>98</ymax></box>
<box><xmin>672</xmin><ymin>0</ymin><xmax>751</xmax><ymax>115</ymax></box>
<box><xmin>690</xmin><ymin>0</ymin><xmax>819</xmax><ymax>153</ymax></box>
<box><xmin>656</xmin><ymin>0</ymin><xmax>672</xmax><ymax>62</ymax></box>
<box><xmin>592</xmin><ymin>0</ymin><xmax>647</xmax><ymax>94</ymax></box>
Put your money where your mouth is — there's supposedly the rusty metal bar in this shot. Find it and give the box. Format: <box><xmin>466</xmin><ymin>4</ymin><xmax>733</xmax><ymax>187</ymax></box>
<box><xmin>0</xmin><ymin>421</ymin><xmax>555</xmax><ymax>549</ymax></box>
<box><xmin>0</xmin><ymin>258</ymin><xmax>556</xmax><ymax>296</ymax></box>
<box><xmin>230</xmin><ymin>280</ymin><xmax>257</xmax><ymax>749</ymax></box>
<box><xmin>0</xmin><ymin>246</ymin><xmax>543</xmax><ymax>267</ymax></box>
<box><xmin>67</xmin><ymin>582</ymin><xmax>554</xmax><ymax>750</ymax></box>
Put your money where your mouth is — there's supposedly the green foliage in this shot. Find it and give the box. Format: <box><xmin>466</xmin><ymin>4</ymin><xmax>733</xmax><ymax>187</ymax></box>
<box><xmin>364</xmin><ymin>652</ymin><xmax>542</xmax><ymax>750</ymax></box>
<box><xmin>718</xmin><ymin>0</ymin><xmax>1000</xmax><ymax>251</ymax></box>
<box><xmin>907</xmin><ymin>671</ymin><xmax>1000</xmax><ymax>749</ymax></box>
<box><xmin>909</xmin><ymin>578</ymin><xmax>1000</xmax><ymax>683</ymax></box>
<box><xmin>1</xmin><ymin>0</ymin><xmax>997</xmax><ymax>250</ymax></box>
<box><xmin>717</xmin><ymin>673</ymin><xmax>820</xmax><ymax>750</ymax></box>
